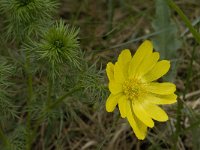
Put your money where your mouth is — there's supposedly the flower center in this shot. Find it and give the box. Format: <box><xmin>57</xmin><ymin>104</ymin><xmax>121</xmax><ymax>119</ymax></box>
<box><xmin>123</xmin><ymin>78</ymin><xmax>146</xmax><ymax>100</ymax></box>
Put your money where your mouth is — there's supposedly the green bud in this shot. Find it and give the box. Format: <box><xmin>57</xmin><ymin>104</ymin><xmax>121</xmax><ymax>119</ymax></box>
<box><xmin>37</xmin><ymin>20</ymin><xmax>81</xmax><ymax>68</ymax></box>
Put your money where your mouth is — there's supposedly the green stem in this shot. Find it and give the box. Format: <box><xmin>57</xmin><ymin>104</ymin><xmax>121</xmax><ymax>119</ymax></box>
<box><xmin>166</xmin><ymin>0</ymin><xmax>200</xmax><ymax>44</ymax></box>
<box><xmin>184</xmin><ymin>118</ymin><xmax>200</xmax><ymax>132</ymax></box>
<box><xmin>108</xmin><ymin>0</ymin><xmax>114</xmax><ymax>30</ymax></box>
<box><xmin>31</xmin><ymin>87</ymin><xmax>82</xmax><ymax>141</ymax></box>
<box><xmin>174</xmin><ymin>44</ymin><xmax>196</xmax><ymax>146</ymax></box>
<box><xmin>174</xmin><ymin>95</ymin><xmax>182</xmax><ymax>146</ymax></box>
<box><xmin>47</xmin><ymin>87</ymin><xmax>82</xmax><ymax>110</ymax></box>
<box><xmin>47</xmin><ymin>79</ymin><xmax>52</xmax><ymax>104</ymax></box>
<box><xmin>25</xmin><ymin>53</ymin><xmax>33</xmax><ymax>150</ymax></box>
<box><xmin>0</xmin><ymin>127</ymin><xmax>9</xmax><ymax>148</ymax></box>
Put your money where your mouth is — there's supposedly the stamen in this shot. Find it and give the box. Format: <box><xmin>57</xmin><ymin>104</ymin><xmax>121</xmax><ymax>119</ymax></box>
<box><xmin>123</xmin><ymin>78</ymin><xmax>146</xmax><ymax>100</ymax></box>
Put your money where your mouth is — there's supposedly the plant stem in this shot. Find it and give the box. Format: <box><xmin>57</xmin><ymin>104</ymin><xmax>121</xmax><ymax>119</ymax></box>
<box><xmin>47</xmin><ymin>87</ymin><xmax>82</xmax><ymax>110</ymax></box>
<box><xmin>174</xmin><ymin>44</ymin><xmax>196</xmax><ymax>147</ymax></box>
<box><xmin>31</xmin><ymin>87</ymin><xmax>82</xmax><ymax>143</ymax></box>
<box><xmin>47</xmin><ymin>79</ymin><xmax>52</xmax><ymax>104</ymax></box>
<box><xmin>25</xmin><ymin>53</ymin><xmax>33</xmax><ymax>150</ymax></box>
<box><xmin>108</xmin><ymin>0</ymin><xmax>114</xmax><ymax>30</ymax></box>
<box><xmin>0</xmin><ymin>127</ymin><xmax>9</xmax><ymax>148</ymax></box>
<box><xmin>174</xmin><ymin>94</ymin><xmax>182</xmax><ymax>148</ymax></box>
<box><xmin>166</xmin><ymin>0</ymin><xmax>200</xmax><ymax>44</ymax></box>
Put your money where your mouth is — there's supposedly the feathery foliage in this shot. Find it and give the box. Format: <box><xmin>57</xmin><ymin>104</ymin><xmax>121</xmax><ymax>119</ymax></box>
<box><xmin>0</xmin><ymin>59</ymin><xmax>16</xmax><ymax>120</ymax></box>
<box><xmin>8</xmin><ymin>126</ymin><xmax>27</xmax><ymax>150</ymax></box>
<box><xmin>0</xmin><ymin>0</ymin><xmax>58</xmax><ymax>41</ymax></box>
<box><xmin>78</xmin><ymin>64</ymin><xmax>107</xmax><ymax>104</ymax></box>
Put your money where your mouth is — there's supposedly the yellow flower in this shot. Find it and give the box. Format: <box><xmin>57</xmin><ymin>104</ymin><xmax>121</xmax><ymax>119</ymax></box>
<box><xmin>106</xmin><ymin>40</ymin><xmax>177</xmax><ymax>140</ymax></box>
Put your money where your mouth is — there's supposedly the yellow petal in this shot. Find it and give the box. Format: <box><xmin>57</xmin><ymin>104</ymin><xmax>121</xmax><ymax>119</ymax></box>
<box><xmin>106</xmin><ymin>62</ymin><xmax>114</xmax><ymax>81</ymax></box>
<box><xmin>133</xmin><ymin>116</ymin><xmax>147</xmax><ymax>140</ymax></box>
<box><xmin>117</xmin><ymin>49</ymin><xmax>132</xmax><ymax>78</ymax></box>
<box><xmin>118</xmin><ymin>95</ymin><xmax>127</xmax><ymax>118</ymax></box>
<box><xmin>132</xmin><ymin>101</ymin><xmax>154</xmax><ymax>128</ymax></box>
<box><xmin>118</xmin><ymin>49</ymin><xmax>132</xmax><ymax>64</ymax></box>
<box><xmin>114</xmin><ymin>62</ymin><xmax>125</xmax><ymax>83</ymax></box>
<box><xmin>136</xmin><ymin>52</ymin><xmax>160</xmax><ymax>78</ymax></box>
<box><xmin>128</xmin><ymin>40</ymin><xmax>153</xmax><ymax>77</ymax></box>
<box><xmin>146</xmin><ymin>93</ymin><xmax>177</xmax><ymax>104</ymax></box>
<box><xmin>143</xmin><ymin>103</ymin><xmax>168</xmax><ymax>122</ymax></box>
<box><xmin>143</xmin><ymin>60</ymin><xmax>170</xmax><ymax>82</ymax></box>
<box><xmin>106</xmin><ymin>94</ymin><xmax>122</xmax><ymax>112</ymax></box>
<box><xmin>126</xmin><ymin>101</ymin><xmax>147</xmax><ymax>140</ymax></box>
<box><xmin>109</xmin><ymin>81</ymin><xmax>123</xmax><ymax>94</ymax></box>
<box><xmin>147</xmin><ymin>82</ymin><xmax>176</xmax><ymax>95</ymax></box>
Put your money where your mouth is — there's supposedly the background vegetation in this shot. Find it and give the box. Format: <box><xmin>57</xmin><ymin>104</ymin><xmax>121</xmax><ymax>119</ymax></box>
<box><xmin>0</xmin><ymin>0</ymin><xmax>200</xmax><ymax>149</ymax></box>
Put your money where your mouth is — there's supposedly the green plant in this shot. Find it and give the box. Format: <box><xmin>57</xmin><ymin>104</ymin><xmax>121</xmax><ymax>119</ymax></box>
<box><xmin>0</xmin><ymin>0</ymin><xmax>106</xmax><ymax>149</ymax></box>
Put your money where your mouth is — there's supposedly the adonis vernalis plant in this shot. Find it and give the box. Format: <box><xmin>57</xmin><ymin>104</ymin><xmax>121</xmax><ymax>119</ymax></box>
<box><xmin>106</xmin><ymin>40</ymin><xmax>177</xmax><ymax>140</ymax></box>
